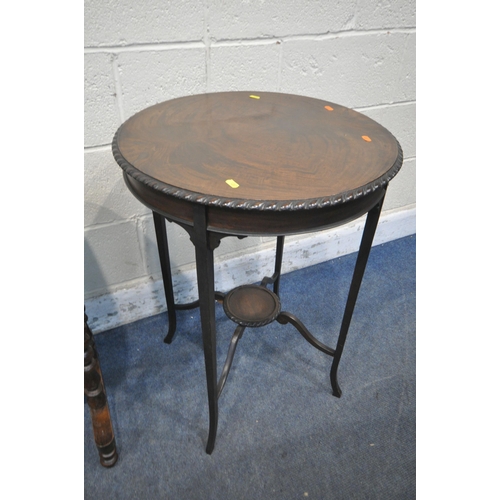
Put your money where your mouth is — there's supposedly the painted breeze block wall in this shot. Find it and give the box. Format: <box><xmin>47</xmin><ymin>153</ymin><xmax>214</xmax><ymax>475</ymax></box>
<box><xmin>84</xmin><ymin>0</ymin><xmax>416</xmax><ymax>330</ymax></box>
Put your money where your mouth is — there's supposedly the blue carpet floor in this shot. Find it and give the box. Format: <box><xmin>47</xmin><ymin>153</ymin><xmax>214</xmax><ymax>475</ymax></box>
<box><xmin>84</xmin><ymin>234</ymin><xmax>416</xmax><ymax>499</ymax></box>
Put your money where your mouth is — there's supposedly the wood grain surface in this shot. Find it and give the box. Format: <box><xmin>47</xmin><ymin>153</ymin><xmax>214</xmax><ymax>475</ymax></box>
<box><xmin>114</xmin><ymin>92</ymin><xmax>402</xmax><ymax>206</ymax></box>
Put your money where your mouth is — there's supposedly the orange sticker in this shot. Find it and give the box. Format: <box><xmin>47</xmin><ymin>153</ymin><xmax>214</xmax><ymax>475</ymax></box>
<box><xmin>324</xmin><ymin>105</ymin><xmax>334</xmax><ymax>111</ymax></box>
<box><xmin>362</xmin><ymin>135</ymin><xmax>372</xmax><ymax>142</ymax></box>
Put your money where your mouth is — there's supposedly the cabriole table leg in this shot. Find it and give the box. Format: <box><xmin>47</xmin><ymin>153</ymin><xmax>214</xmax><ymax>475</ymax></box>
<box><xmin>193</xmin><ymin>205</ymin><xmax>219</xmax><ymax>454</ymax></box>
<box><xmin>273</xmin><ymin>235</ymin><xmax>285</xmax><ymax>296</ymax></box>
<box><xmin>153</xmin><ymin>211</ymin><xmax>178</xmax><ymax>344</ymax></box>
<box><xmin>330</xmin><ymin>190</ymin><xmax>386</xmax><ymax>397</ymax></box>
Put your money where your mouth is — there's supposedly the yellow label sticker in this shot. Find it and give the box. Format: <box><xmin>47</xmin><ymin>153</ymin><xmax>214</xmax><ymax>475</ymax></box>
<box><xmin>362</xmin><ymin>135</ymin><xmax>372</xmax><ymax>142</ymax></box>
<box><xmin>226</xmin><ymin>179</ymin><xmax>240</xmax><ymax>188</ymax></box>
<box><xmin>249</xmin><ymin>95</ymin><xmax>260</xmax><ymax>99</ymax></box>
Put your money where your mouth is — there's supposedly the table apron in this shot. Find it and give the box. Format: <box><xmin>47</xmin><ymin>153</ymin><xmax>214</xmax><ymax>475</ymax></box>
<box><xmin>124</xmin><ymin>172</ymin><xmax>385</xmax><ymax>237</ymax></box>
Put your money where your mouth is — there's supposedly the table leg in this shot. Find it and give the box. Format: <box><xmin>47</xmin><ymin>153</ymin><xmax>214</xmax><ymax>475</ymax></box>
<box><xmin>273</xmin><ymin>236</ymin><xmax>285</xmax><ymax>296</ymax></box>
<box><xmin>84</xmin><ymin>310</ymin><xmax>118</xmax><ymax>467</ymax></box>
<box><xmin>260</xmin><ymin>236</ymin><xmax>285</xmax><ymax>294</ymax></box>
<box><xmin>330</xmin><ymin>190</ymin><xmax>386</xmax><ymax>397</ymax></box>
<box><xmin>193</xmin><ymin>205</ymin><xmax>219</xmax><ymax>454</ymax></box>
<box><xmin>153</xmin><ymin>211</ymin><xmax>178</xmax><ymax>344</ymax></box>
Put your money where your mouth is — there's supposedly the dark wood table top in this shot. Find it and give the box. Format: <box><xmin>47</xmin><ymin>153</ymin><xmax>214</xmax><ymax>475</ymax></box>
<box><xmin>113</xmin><ymin>92</ymin><xmax>403</xmax><ymax>212</ymax></box>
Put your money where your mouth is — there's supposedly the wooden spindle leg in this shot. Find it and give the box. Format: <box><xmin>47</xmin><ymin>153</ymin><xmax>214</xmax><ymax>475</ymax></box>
<box><xmin>84</xmin><ymin>311</ymin><xmax>118</xmax><ymax>467</ymax></box>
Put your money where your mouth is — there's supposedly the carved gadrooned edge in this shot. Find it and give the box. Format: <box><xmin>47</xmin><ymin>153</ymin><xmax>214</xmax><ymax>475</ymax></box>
<box><xmin>112</xmin><ymin>129</ymin><xmax>403</xmax><ymax>212</ymax></box>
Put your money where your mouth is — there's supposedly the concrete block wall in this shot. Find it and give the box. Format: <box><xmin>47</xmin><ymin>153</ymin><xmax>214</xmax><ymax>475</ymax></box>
<box><xmin>84</xmin><ymin>0</ymin><xmax>416</xmax><ymax>331</ymax></box>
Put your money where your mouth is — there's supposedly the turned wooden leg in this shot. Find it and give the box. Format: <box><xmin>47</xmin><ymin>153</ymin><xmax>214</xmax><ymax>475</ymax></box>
<box><xmin>84</xmin><ymin>310</ymin><xmax>118</xmax><ymax>467</ymax></box>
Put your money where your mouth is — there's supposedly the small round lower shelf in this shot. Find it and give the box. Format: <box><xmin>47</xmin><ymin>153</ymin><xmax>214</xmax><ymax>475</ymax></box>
<box><xmin>223</xmin><ymin>285</ymin><xmax>281</xmax><ymax>327</ymax></box>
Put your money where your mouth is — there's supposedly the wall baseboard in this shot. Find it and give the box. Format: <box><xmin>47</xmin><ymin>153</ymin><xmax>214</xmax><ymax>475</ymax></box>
<box><xmin>85</xmin><ymin>205</ymin><xmax>415</xmax><ymax>334</ymax></box>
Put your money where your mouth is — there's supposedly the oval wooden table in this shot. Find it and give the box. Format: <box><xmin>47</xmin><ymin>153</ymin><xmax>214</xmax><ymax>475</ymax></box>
<box><xmin>112</xmin><ymin>91</ymin><xmax>403</xmax><ymax>454</ymax></box>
